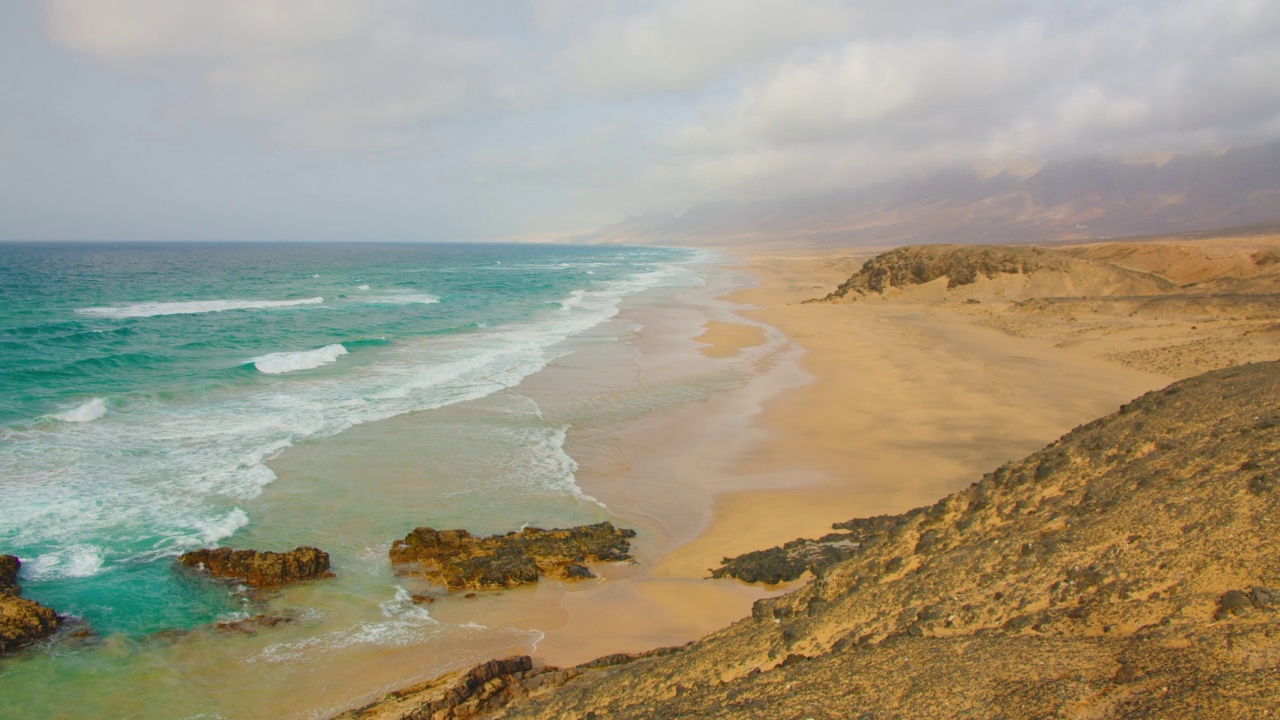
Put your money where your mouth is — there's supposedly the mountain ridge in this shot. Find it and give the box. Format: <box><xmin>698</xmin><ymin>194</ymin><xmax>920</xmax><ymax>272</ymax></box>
<box><xmin>577</xmin><ymin>142</ymin><xmax>1280</xmax><ymax>248</ymax></box>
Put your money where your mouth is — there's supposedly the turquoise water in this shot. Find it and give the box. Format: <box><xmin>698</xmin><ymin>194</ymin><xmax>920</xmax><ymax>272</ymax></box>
<box><xmin>0</xmin><ymin>241</ymin><xmax>698</xmax><ymax>637</ymax></box>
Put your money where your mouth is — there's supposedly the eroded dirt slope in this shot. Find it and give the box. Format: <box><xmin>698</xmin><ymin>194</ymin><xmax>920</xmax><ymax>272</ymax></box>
<box><xmin>489</xmin><ymin>362</ymin><xmax>1280</xmax><ymax>719</ymax></box>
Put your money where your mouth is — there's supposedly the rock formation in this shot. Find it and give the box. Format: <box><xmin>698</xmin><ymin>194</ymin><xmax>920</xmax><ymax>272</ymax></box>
<box><xmin>0</xmin><ymin>554</ymin><xmax>19</xmax><ymax>594</ymax></box>
<box><xmin>177</xmin><ymin>546</ymin><xmax>333</xmax><ymax>589</ymax></box>
<box><xmin>432</xmin><ymin>361</ymin><xmax>1280</xmax><ymax>718</ymax></box>
<box><xmin>332</xmin><ymin>647</ymin><xmax>687</xmax><ymax>720</ymax></box>
<box><xmin>389</xmin><ymin>522</ymin><xmax>635</xmax><ymax>591</ymax></box>
<box><xmin>0</xmin><ymin>554</ymin><xmax>61</xmax><ymax>654</ymax></box>
<box><xmin>821</xmin><ymin>244</ymin><xmax>1172</xmax><ymax>300</ymax></box>
<box><xmin>334</xmin><ymin>656</ymin><xmax>541</xmax><ymax>720</ymax></box>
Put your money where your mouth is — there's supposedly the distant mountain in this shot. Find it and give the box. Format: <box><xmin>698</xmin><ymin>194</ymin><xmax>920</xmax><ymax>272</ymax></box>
<box><xmin>577</xmin><ymin>141</ymin><xmax>1280</xmax><ymax>248</ymax></box>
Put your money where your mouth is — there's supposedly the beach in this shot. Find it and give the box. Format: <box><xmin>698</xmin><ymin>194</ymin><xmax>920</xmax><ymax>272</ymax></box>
<box><xmin>431</xmin><ymin>246</ymin><xmax>1175</xmax><ymax>673</ymax></box>
<box><xmin>0</xmin><ymin>243</ymin><xmax>1195</xmax><ymax>718</ymax></box>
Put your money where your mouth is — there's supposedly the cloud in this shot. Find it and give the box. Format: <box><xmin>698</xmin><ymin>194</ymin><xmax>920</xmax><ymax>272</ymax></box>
<box><xmin>25</xmin><ymin>0</ymin><xmax>1280</xmax><ymax>238</ymax></box>
<box><xmin>45</xmin><ymin>0</ymin><xmax>518</xmax><ymax>150</ymax></box>
<box><xmin>566</xmin><ymin>0</ymin><xmax>855</xmax><ymax>94</ymax></box>
<box><xmin>660</xmin><ymin>0</ymin><xmax>1280</xmax><ymax>198</ymax></box>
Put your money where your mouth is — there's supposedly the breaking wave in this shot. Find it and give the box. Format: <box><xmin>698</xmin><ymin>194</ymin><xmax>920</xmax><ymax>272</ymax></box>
<box><xmin>77</xmin><ymin>297</ymin><xmax>324</xmax><ymax>319</ymax></box>
<box><xmin>251</xmin><ymin>344</ymin><xmax>349</xmax><ymax>374</ymax></box>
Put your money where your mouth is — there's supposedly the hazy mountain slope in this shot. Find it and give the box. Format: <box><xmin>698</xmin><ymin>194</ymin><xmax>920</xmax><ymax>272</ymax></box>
<box><xmin>579</xmin><ymin>142</ymin><xmax>1280</xmax><ymax>248</ymax></box>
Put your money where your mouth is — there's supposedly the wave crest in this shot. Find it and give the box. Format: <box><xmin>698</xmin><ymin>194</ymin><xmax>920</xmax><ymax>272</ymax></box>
<box><xmin>362</xmin><ymin>294</ymin><xmax>440</xmax><ymax>305</ymax></box>
<box><xmin>51</xmin><ymin>398</ymin><xmax>107</xmax><ymax>423</ymax></box>
<box><xmin>252</xmin><ymin>344</ymin><xmax>349</xmax><ymax>374</ymax></box>
<box><xmin>77</xmin><ymin>297</ymin><xmax>323</xmax><ymax>319</ymax></box>
<box><xmin>28</xmin><ymin>545</ymin><xmax>106</xmax><ymax>579</ymax></box>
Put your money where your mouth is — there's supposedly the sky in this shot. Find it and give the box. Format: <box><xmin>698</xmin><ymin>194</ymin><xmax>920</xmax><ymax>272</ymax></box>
<box><xmin>2</xmin><ymin>0</ymin><xmax>1279</xmax><ymax>242</ymax></box>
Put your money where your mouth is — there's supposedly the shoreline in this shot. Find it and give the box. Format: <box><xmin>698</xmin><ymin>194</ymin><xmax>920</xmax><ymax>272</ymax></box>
<box><xmin>427</xmin><ymin>252</ymin><xmax>806</xmax><ymax>666</ymax></box>
<box><xmin>438</xmin><ymin>246</ymin><xmax>1174</xmax><ymax>671</ymax></box>
<box><xmin>3</xmin><ymin>244</ymin><xmax>1191</xmax><ymax>720</ymax></box>
<box><xmin>658</xmin><ymin>249</ymin><xmax>1174</xmax><ymax>581</ymax></box>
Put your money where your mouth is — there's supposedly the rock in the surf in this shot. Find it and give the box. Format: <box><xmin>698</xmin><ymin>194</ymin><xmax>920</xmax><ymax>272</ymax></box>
<box><xmin>177</xmin><ymin>546</ymin><xmax>334</xmax><ymax>589</ymax></box>
<box><xmin>389</xmin><ymin>522</ymin><xmax>636</xmax><ymax>591</ymax></box>
<box><xmin>0</xmin><ymin>554</ymin><xmax>62</xmax><ymax>654</ymax></box>
<box><xmin>0</xmin><ymin>554</ymin><xmax>20</xmax><ymax>595</ymax></box>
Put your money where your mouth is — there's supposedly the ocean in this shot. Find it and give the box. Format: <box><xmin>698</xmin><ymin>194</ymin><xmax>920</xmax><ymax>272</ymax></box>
<box><xmin>0</xmin><ymin>241</ymin><xmax>770</xmax><ymax>718</ymax></box>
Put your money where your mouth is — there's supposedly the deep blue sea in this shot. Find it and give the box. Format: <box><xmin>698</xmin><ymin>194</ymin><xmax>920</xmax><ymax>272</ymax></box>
<box><xmin>0</xmin><ymin>242</ymin><xmax>697</xmax><ymax>634</ymax></box>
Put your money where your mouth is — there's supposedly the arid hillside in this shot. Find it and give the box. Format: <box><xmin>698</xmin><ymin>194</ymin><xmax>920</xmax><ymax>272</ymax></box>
<box><xmin>333</xmin><ymin>235</ymin><xmax>1280</xmax><ymax>720</ymax></box>
<box><xmin>342</xmin><ymin>361</ymin><xmax>1280</xmax><ymax>720</ymax></box>
<box><xmin>512</xmin><ymin>362</ymin><xmax>1280</xmax><ymax>719</ymax></box>
<box><xmin>820</xmin><ymin>236</ymin><xmax>1280</xmax><ymax>378</ymax></box>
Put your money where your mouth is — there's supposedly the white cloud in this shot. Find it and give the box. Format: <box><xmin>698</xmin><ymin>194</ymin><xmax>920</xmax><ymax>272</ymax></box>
<box><xmin>660</xmin><ymin>0</ymin><xmax>1280</xmax><ymax>199</ymax></box>
<box><xmin>20</xmin><ymin>0</ymin><xmax>1280</xmax><ymax>238</ymax></box>
<box><xmin>46</xmin><ymin>0</ymin><xmax>513</xmax><ymax>150</ymax></box>
<box><xmin>566</xmin><ymin>0</ymin><xmax>856</xmax><ymax>94</ymax></box>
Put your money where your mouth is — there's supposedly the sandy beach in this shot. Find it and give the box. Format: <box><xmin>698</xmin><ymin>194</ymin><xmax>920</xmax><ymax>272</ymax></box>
<box><xmin>12</xmin><ymin>241</ymin><xmax>1259</xmax><ymax>720</ymax></box>
<box><xmin>441</xmin><ymin>247</ymin><xmax>1177</xmax><ymax>669</ymax></box>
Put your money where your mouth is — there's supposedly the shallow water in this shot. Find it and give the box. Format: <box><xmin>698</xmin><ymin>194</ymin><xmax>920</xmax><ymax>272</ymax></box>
<box><xmin>0</xmin><ymin>241</ymin><xmax>787</xmax><ymax>718</ymax></box>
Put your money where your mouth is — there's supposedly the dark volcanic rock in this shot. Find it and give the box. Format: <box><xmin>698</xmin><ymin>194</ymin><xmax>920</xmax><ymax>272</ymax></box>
<box><xmin>0</xmin><ymin>554</ymin><xmax>20</xmax><ymax>596</ymax></box>
<box><xmin>332</xmin><ymin>646</ymin><xmax>689</xmax><ymax>718</ymax></box>
<box><xmin>177</xmin><ymin>546</ymin><xmax>333</xmax><ymax>589</ymax></box>
<box><xmin>388</xmin><ymin>521</ymin><xmax>635</xmax><ymax>591</ymax></box>
<box><xmin>712</xmin><ymin>524</ymin><xmax>892</xmax><ymax>584</ymax></box>
<box><xmin>0</xmin><ymin>555</ymin><xmax>61</xmax><ymax>654</ymax></box>
<box><xmin>333</xmin><ymin>656</ymin><xmax>542</xmax><ymax>720</ymax></box>
<box><xmin>711</xmin><ymin>536</ymin><xmax>863</xmax><ymax>585</ymax></box>
<box><xmin>213</xmin><ymin>613</ymin><xmax>297</xmax><ymax>635</ymax></box>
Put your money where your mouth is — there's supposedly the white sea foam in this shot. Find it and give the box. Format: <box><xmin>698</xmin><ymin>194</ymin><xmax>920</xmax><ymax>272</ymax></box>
<box><xmin>356</xmin><ymin>284</ymin><xmax>370</xmax><ymax>290</ymax></box>
<box><xmin>29</xmin><ymin>545</ymin><xmax>106</xmax><ymax>579</ymax></box>
<box><xmin>559</xmin><ymin>289</ymin><xmax>587</xmax><ymax>311</ymax></box>
<box><xmin>496</xmin><ymin>422</ymin><xmax>602</xmax><ymax>506</ymax></box>
<box><xmin>381</xmin><ymin>586</ymin><xmax>435</xmax><ymax>621</ymax></box>
<box><xmin>77</xmin><ymin>297</ymin><xmax>323</xmax><ymax>319</ymax></box>
<box><xmin>1</xmin><ymin>253</ymin><xmax>700</xmax><ymax>587</ymax></box>
<box><xmin>252</xmin><ymin>588</ymin><xmax>439</xmax><ymax>664</ymax></box>
<box><xmin>252</xmin><ymin>344</ymin><xmax>348</xmax><ymax>374</ymax></box>
<box><xmin>51</xmin><ymin>398</ymin><xmax>106</xmax><ymax>423</ymax></box>
<box><xmin>194</xmin><ymin>508</ymin><xmax>250</xmax><ymax>546</ymax></box>
<box><xmin>361</xmin><ymin>294</ymin><xmax>440</xmax><ymax>305</ymax></box>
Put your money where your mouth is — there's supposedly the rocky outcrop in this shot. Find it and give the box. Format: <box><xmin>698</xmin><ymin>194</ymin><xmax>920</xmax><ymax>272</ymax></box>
<box><xmin>213</xmin><ymin>613</ymin><xmax>297</xmax><ymax>635</ymax></box>
<box><xmin>820</xmin><ymin>244</ymin><xmax>1174</xmax><ymax>300</ymax></box>
<box><xmin>177</xmin><ymin>546</ymin><xmax>333</xmax><ymax>589</ymax></box>
<box><xmin>334</xmin><ymin>656</ymin><xmax>542</xmax><ymax>720</ymax></box>
<box><xmin>478</xmin><ymin>361</ymin><xmax>1280</xmax><ymax>719</ymax></box>
<box><xmin>0</xmin><ymin>555</ymin><xmax>61</xmax><ymax>654</ymax></box>
<box><xmin>389</xmin><ymin>522</ymin><xmax>635</xmax><ymax>591</ymax></box>
<box><xmin>712</xmin><ymin>516</ymin><xmax>908</xmax><ymax>584</ymax></box>
<box><xmin>332</xmin><ymin>646</ymin><xmax>689</xmax><ymax>719</ymax></box>
<box><xmin>0</xmin><ymin>554</ymin><xmax>20</xmax><ymax>595</ymax></box>
<box><xmin>824</xmin><ymin>245</ymin><xmax>1072</xmax><ymax>298</ymax></box>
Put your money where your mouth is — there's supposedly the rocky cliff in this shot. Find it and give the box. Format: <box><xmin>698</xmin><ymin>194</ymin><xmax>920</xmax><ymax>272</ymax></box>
<box><xmin>452</xmin><ymin>361</ymin><xmax>1280</xmax><ymax>718</ymax></box>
